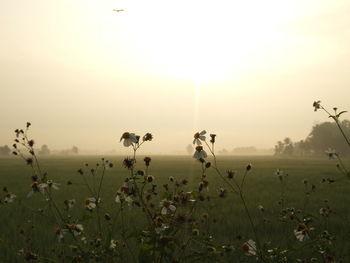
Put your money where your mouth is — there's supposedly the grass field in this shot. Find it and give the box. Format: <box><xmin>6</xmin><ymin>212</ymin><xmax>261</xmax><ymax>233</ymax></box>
<box><xmin>1</xmin><ymin>155</ymin><xmax>350</xmax><ymax>262</ymax></box>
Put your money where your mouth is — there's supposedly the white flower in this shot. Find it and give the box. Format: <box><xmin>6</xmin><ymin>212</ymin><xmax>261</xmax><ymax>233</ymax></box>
<box><xmin>104</xmin><ymin>160</ymin><xmax>113</xmax><ymax>170</ymax></box>
<box><xmin>27</xmin><ymin>182</ymin><xmax>40</xmax><ymax>198</ymax></box>
<box><xmin>241</xmin><ymin>239</ymin><xmax>257</xmax><ymax>256</ymax></box>
<box><xmin>3</xmin><ymin>193</ymin><xmax>16</xmax><ymax>203</ymax></box>
<box><xmin>275</xmin><ymin>169</ymin><xmax>284</xmax><ymax>180</ymax></box>
<box><xmin>38</xmin><ymin>180</ymin><xmax>60</xmax><ymax>192</ymax></box>
<box><xmin>275</xmin><ymin>168</ymin><xmax>283</xmax><ymax>177</ymax></box>
<box><xmin>257</xmin><ymin>205</ymin><xmax>264</xmax><ymax>212</ymax></box>
<box><xmin>55</xmin><ymin>227</ymin><xmax>68</xmax><ymax>242</ymax></box>
<box><xmin>109</xmin><ymin>239</ymin><xmax>118</xmax><ymax>250</ymax></box>
<box><xmin>85</xmin><ymin>197</ymin><xmax>97</xmax><ymax>211</ymax></box>
<box><xmin>67</xmin><ymin>224</ymin><xmax>84</xmax><ymax>236</ymax></box>
<box><xmin>115</xmin><ymin>193</ymin><xmax>133</xmax><ymax>206</ymax></box>
<box><xmin>319</xmin><ymin>207</ymin><xmax>329</xmax><ymax>216</ymax></box>
<box><xmin>64</xmin><ymin>199</ymin><xmax>76</xmax><ymax>209</ymax></box>
<box><xmin>120</xmin><ymin>132</ymin><xmax>138</xmax><ymax>147</ymax></box>
<box><xmin>193</xmin><ymin>130</ymin><xmax>206</xmax><ymax>145</ymax></box>
<box><xmin>115</xmin><ymin>194</ymin><xmax>122</xmax><ymax>203</ymax></box>
<box><xmin>160</xmin><ymin>199</ymin><xmax>176</xmax><ymax>215</ymax></box>
<box><xmin>193</xmin><ymin>146</ymin><xmax>207</xmax><ymax>159</ymax></box>
<box><xmin>155</xmin><ymin>224</ymin><xmax>169</xmax><ymax>234</ymax></box>
<box><xmin>294</xmin><ymin>223</ymin><xmax>310</xmax><ymax>242</ymax></box>
<box><xmin>325</xmin><ymin>148</ymin><xmax>337</xmax><ymax>159</ymax></box>
<box><xmin>81</xmin><ymin>237</ymin><xmax>87</xmax><ymax>244</ymax></box>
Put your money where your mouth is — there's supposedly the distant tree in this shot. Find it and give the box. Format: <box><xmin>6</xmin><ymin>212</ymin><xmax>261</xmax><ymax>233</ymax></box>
<box><xmin>274</xmin><ymin>120</ymin><xmax>350</xmax><ymax>156</ymax></box>
<box><xmin>274</xmin><ymin>138</ymin><xmax>294</xmax><ymax>156</ymax></box>
<box><xmin>218</xmin><ymin>148</ymin><xmax>229</xmax><ymax>155</ymax></box>
<box><xmin>0</xmin><ymin>145</ymin><xmax>11</xmax><ymax>155</ymax></box>
<box><xmin>305</xmin><ymin>120</ymin><xmax>350</xmax><ymax>156</ymax></box>
<box><xmin>293</xmin><ymin>140</ymin><xmax>311</xmax><ymax>156</ymax></box>
<box><xmin>232</xmin><ymin>146</ymin><xmax>257</xmax><ymax>155</ymax></box>
<box><xmin>71</xmin><ymin>146</ymin><xmax>79</xmax><ymax>154</ymax></box>
<box><xmin>274</xmin><ymin>141</ymin><xmax>284</xmax><ymax>156</ymax></box>
<box><xmin>38</xmin><ymin>145</ymin><xmax>51</xmax><ymax>155</ymax></box>
<box><xmin>186</xmin><ymin>144</ymin><xmax>194</xmax><ymax>155</ymax></box>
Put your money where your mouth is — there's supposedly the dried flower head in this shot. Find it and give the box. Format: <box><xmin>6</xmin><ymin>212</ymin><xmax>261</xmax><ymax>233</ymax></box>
<box><xmin>313</xmin><ymin>100</ymin><xmax>321</xmax><ymax>111</ymax></box>
<box><xmin>144</xmin><ymin>156</ymin><xmax>151</xmax><ymax>167</ymax></box>
<box><xmin>246</xmin><ymin>163</ymin><xmax>252</xmax><ymax>171</ymax></box>
<box><xmin>209</xmin><ymin>134</ymin><xmax>216</xmax><ymax>143</ymax></box>
<box><xmin>218</xmin><ymin>187</ymin><xmax>227</xmax><ymax>198</ymax></box>
<box><xmin>143</xmin><ymin>133</ymin><xmax>153</xmax><ymax>141</ymax></box>
<box><xmin>147</xmin><ymin>175</ymin><xmax>155</xmax><ymax>183</ymax></box>
<box><xmin>28</xmin><ymin>140</ymin><xmax>35</xmax><ymax>147</ymax></box>
<box><xmin>26</xmin><ymin>158</ymin><xmax>33</xmax><ymax>166</ymax></box>
<box><xmin>227</xmin><ymin>170</ymin><xmax>235</xmax><ymax>179</ymax></box>
<box><xmin>123</xmin><ymin>157</ymin><xmax>135</xmax><ymax>170</ymax></box>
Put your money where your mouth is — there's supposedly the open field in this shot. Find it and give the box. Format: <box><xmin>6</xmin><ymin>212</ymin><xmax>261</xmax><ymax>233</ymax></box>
<box><xmin>1</xmin><ymin>155</ymin><xmax>350</xmax><ymax>262</ymax></box>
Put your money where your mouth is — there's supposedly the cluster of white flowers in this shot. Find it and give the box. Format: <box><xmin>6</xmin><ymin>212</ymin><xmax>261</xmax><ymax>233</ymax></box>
<box><xmin>66</xmin><ymin>224</ymin><xmax>84</xmax><ymax>237</ymax></box>
<box><xmin>27</xmin><ymin>180</ymin><xmax>60</xmax><ymax>198</ymax></box>
<box><xmin>3</xmin><ymin>192</ymin><xmax>16</xmax><ymax>203</ymax></box>
<box><xmin>192</xmin><ymin>130</ymin><xmax>208</xmax><ymax>159</ymax></box>
<box><xmin>115</xmin><ymin>181</ymin><xmax>134</xmax><ymax>206</ymax></box>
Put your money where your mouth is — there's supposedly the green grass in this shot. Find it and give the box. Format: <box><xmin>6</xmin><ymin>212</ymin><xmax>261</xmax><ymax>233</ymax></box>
<box><xmin>1</xmin><ymin>155</ymin><xmax>350</xmax><ymax>262</ymax></box>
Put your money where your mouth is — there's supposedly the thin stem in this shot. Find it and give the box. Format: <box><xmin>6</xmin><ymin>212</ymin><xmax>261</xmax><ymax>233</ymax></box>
<box><xmin>336</xmin><ymin>155</ymin><xmax>349</xmax><ymax>176</ymax></box>
<box><xmin>240</xmin><ymin>170</ymin><xmax>248</xmax><ymax>190</ymax></box>
<box><xmin>120</xmin><ymin>203</ymin><xmax>137</xmax><ymax>263</ymax></box>
<box><xmin>335</xmin><ymin>119</ymin><xmax>350</xmax><ymax>147</ymax></box>
<box><xmin>321</xmin><ymin>106</ymin><xmax>350</xmax><ymax>148</ymax></box>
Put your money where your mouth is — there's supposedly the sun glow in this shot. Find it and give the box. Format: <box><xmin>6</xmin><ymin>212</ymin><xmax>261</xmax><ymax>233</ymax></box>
<box><xmin>111</xmin><ymin>0</ymin><xmax>296</xmax><ymax>82</ymax></box>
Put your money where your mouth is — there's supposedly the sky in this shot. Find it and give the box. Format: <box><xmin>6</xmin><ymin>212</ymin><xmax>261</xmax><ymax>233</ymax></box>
<box><xmin>1</xmin><ymin>0</ymin><xmax>350</xmax><ymax>154</ymax></box>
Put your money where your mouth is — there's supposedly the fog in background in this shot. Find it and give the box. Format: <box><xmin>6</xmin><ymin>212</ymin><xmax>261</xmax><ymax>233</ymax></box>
<box><xmin>1</xmin><ymin>0</ymin><xmax>350</xmax><ymax>155</ymax></box>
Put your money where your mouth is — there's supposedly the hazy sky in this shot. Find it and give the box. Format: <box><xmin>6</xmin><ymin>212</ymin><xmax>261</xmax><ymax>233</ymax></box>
<box><xmin>1</xmin><ymin>0</ymin><xmax>350</xmax><ymax>154</ymax></box>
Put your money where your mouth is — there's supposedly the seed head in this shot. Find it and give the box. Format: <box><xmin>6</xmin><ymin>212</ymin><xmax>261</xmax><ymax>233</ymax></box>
<box><xmin>26</xmin><ymin>158</ymin><xmax>33</xmax><ymax>165</ymax></box>
<box><xmin>123</xmin><ymin>157</ymin><xmax>134</xmax><ymax>170</ymax></box>
<box><xmin>143</xmin><ymin>133</ymin><xmax>153</xmax><ymax>141</ymax></box>
<box><xmin>227</xmin><ymin>170</ymin><xmax>235</xmax><ymax>179</ymax></box>
<box><xmin>246</xmin><ymin>163</ymin><xmax>252</xmax><ymax>171</ymax></box>
<box><xmin>144</xmin><ymin>156</ymin><xmax>151</xmax><ymax>167</ymax></box>
<box><xmin>147</xmin><ymin>175</ymin><xmax>155</xmax><ymax>183</ymax></box>
<box><xmin>28</xmin><ymin>140</ymin><xmax>35</xmax><ymax>147</ymax></box>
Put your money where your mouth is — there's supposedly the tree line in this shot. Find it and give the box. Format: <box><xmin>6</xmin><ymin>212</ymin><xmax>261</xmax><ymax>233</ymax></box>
<box><xmin>0</xmin><ymin>144</ymin><xmax>79</xmax><ymax>156</ymax></box>
<box><xmin>275</xmin><ymin>120</ymin><xmax>350</xmax><ymax>156</ymax></box>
